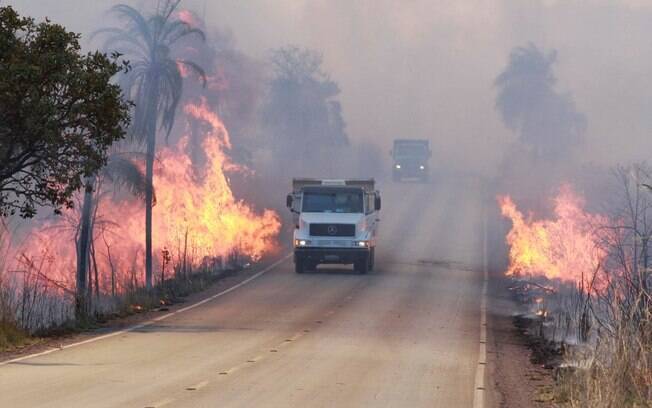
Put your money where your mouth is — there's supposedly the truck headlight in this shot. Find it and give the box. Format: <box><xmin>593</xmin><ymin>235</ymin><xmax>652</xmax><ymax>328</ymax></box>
<box><xmin>294</xmin><ymin>239</ymin><xmax>310</xmax><ymax>247</ymax></box>
<box><xmin>395</xmin><ymin>164</ymin><xmax>401</xmax><ymax>169</ymax></box>
<box><xmin>354</xmin><ymin>240</ymin><xmax>369</xmax><ymax>247</ymax></box>
<box><xmin>419</xmin><ymin>165</ymin><xmax>425</xmax><ymax>170</ymax></box>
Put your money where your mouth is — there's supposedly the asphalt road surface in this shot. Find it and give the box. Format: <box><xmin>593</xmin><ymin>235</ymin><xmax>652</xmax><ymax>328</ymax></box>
<box><xmin>0</xmin><ymin>177</ymin><xmax>487</xmax><ymax>408</ymax></box>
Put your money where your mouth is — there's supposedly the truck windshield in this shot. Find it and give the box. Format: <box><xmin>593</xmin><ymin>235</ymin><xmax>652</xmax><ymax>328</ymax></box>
<box><xmin>395</xmin><ymin>144</ymin><xmax>427</xmax><ymax>157</ymax></box>
<box><xmin>302</xmin><ymin>191</ymin><xmax>363</xmax><ymax>213</ymax></box>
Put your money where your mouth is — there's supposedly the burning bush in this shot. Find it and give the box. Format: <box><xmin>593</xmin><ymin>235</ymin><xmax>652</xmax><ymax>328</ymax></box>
<box><xmin>499</xmin><ymin>167</ymin><xmax>652</xmax><ymax>406</ymax></box>
<box><xmin>0</xmin><ymin>93</ymin><xmax>281</xmax><ymax>333</ymax></box>
<box><xmin>499</xmin><ymin>185</ymin><xmax>608</xmax><ymax>290</ymax></box>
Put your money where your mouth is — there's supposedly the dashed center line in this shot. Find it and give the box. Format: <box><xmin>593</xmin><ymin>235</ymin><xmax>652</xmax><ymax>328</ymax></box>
<box><xmin>148</xmin><ymin>294</ymin><xmax>347</xmax><ymax>404</ymax></box>
<box><xmin>186</xmin><ymin>380</ymin><xmax>209</xmax><ymax>391</ymax></box>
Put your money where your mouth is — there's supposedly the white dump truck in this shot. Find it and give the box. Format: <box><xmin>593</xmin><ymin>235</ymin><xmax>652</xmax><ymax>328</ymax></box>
<box><xmin>286</xmin><ymin>179</ymin><xmax>381</xmax><ymax>274</ymax></box>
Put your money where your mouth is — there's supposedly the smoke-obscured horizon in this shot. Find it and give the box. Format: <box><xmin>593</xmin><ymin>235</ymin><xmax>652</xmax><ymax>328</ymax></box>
<box><xmin>7</xmin><ymin>0</ymin><xmax>652</xmax><ymax>219</ymax></box>
<box><xmin>11</xmin><ymin>0</ymin><xmax>652</xmax><ymax>179</ymax></box>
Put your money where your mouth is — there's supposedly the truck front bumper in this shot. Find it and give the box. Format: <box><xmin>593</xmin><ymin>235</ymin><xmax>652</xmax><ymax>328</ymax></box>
<box><xmin>295</xmin><ymin>247</ymin><xmax>370</xmax><ymax>265</ymax></box>
<box><xmin>394</xmin><ymin>166</ymin><xmax>428</xmax><ymax>178</ymax></box>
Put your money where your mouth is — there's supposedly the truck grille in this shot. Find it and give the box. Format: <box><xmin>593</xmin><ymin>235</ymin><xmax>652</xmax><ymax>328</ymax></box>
<box><xmin>309</xmin><ymin>223</ymin><xmax>355</xmax><ymax>237</ymax></box>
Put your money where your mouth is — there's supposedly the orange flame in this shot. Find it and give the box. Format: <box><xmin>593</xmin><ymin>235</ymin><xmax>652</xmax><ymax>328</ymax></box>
<box><xmin>498</xmin><ymin>186</ymin><xmax>608</xmax><ymax>290</ymax></box>
<box><xmin>151</xmin><ymin>98</ymin><xmax>280</xmax><ymax>261</ymax></box>
<box><xmin>3</xmin><ymin>97</ymin><xmax>280</xmax><ymax>295</ymax></box>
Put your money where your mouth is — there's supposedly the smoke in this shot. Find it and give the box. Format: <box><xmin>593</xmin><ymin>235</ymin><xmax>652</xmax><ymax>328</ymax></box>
<box><xmin>10</xmin><ymin>0</ymin><xmax>652</xmax><ymax>177</ymax></box>
<box><xmin>261</xmin><ymin>46</ymin><xmax>349</xmax><ymax>175</ymax></box>
<box><xmin>495</xmin><ymin>43</ymin><xmax>586</xmax><ymax>161</ymax></box>
<box><xmin>6</xmin><ymin>1</ymin><xmax>652</xmax><ymax>233</ymax></box>
<box><xmin>492</xmin><ymin>43</ymin><xmax>590</xmax><ymax>211</ymax></box>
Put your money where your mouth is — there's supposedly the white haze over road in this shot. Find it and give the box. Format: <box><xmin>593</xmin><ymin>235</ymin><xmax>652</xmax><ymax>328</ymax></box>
<box><xmin>0</xmin><ymin>178</ymin><xmax>486</xmax><ymax>407</ymax></box>
<box><xmin>7</xmin><ymin>0</ymin><xmax>652</xmax><ymax>176</ymax></box>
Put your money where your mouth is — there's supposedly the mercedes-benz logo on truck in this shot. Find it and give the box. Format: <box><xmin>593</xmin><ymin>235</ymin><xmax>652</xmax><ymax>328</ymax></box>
<box><xmin>327</xmin><ymin>225</ymin><xmax>338</xmax><ymax>235</ymax></box>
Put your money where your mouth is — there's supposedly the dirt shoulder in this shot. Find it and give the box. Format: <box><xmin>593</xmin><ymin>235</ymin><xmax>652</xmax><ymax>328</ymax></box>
<box><xmin>0</xmin><ymin>255</ymin><xmax>288</xmax><ymax>363</ymax></box>
<box><xmin>486</xmin><ymin>276</ymin><xmax>556</xmax><ymax>408</ymax></box>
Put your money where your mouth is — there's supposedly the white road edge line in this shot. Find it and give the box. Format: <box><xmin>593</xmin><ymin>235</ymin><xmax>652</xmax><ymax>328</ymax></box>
<box><xmin>473</xmin><ymin>201</ymin><xmax>488</xmax><ymax>408</ymax></box>
<box><xmin>0</xmin><ymin>254</ymin><xmax>292</xmax><ymax>367</ymax></box>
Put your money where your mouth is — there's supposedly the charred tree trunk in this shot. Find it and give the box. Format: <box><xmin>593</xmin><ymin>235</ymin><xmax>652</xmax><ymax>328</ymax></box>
<box><xmin>76</xmin><ymin>176</ymin><xmax>95</xmax><ymax>319</ymax></box>
<box><xmin>144</xmin><ymin>76</ymin><xmax>160</xmax><ymax>291</ymax></box>
<box><xmin>182</xmin><ymin>227</ymin><xmax>188</xmax><ymax>279</ymax></box>
<box><xmin>91</xmin><ymin>239</ymin><xmax>100</xmax><ymax>299</ymax></box>
<box><xmin>145</xmin><ymin>134</ymin><xmax>154</xmax><ymax>290</ymax></box>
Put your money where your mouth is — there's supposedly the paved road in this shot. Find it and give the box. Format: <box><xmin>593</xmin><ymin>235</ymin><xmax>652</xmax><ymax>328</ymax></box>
<box><xmin>0</xmin><ymin>177</ymin><xmax>486</xmax><ymax>407</ymax></box>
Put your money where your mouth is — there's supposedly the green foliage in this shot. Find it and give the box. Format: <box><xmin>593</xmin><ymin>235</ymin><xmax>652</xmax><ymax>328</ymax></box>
<box><xmin>0</xmin><ymin>6</ymin><xmax>131</xmax><ymax>218</ymax></box>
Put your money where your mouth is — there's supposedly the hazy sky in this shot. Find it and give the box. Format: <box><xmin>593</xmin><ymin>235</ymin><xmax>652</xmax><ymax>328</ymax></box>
<box><xmin>7</xmin><ymin>0</ymin><xmax>652</xmax><ymax>174</ymax></box>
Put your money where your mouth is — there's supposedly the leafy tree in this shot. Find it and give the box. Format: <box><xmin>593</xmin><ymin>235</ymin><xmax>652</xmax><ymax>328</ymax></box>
<box><xmin>495</xmin><ymin>43</ymin><xmax>585</xmax><ymax>160</ymax></box>
<box><xmin>95</xmin><ymin>0</ymin><xmax>205</xmax><ymax>289</ymax></box>
<box><xmin>0</xmin><ymin>6</ymin><xmax>130</xmax><ymax>218</ymax></box>
<box><xmin>263</xmin><ymin>46</ymin><xmax>349</xmax><ymax>159</ymax></box>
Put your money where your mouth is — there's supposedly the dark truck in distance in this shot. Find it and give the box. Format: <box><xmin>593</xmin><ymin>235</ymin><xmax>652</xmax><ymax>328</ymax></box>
<box><xmin>391</xmin><ymin>139</ymin><xmax>431</xmax><ymax>182</ymax></box>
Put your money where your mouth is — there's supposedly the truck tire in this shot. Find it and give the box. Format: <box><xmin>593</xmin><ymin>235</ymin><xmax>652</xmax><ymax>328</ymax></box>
<box><xmin>354</xmin><ymin>257</ymin><xmax>368</xmax><ymax>274</ymax></box>
<box><xmin>295</xmin><ymin>259</ymin><xmax>305</xmax><ymax>274</ymax></box>
<box><xmin>368</xmin><ymin>248</ymin><xmax>375</xmax><ymax>271</ymax></box>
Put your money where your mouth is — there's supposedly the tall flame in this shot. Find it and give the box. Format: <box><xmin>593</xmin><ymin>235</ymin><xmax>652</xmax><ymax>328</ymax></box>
<box><xmin>151</xmin><ymin>98</ymin><xmax>280</xmax><ymax>262</ymax></box>
<box><xmin>3</xmin><ymin>98</ymin><xmax>281</xmax><ymax>295</ymax></box>
<box><xmin>498</xmin><ymin>186</ymin><xmax>608</xmax><ymax>289</ymax></box>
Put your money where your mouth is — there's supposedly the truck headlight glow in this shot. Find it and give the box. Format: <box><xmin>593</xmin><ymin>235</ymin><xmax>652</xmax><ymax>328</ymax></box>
<box><xmin>395</xmin><ymin>164</ymin><xmax>401</xmax><ymax>169</ymax></box>
<box><xmin>419</xmin><ymin>165</ymin><xmax>425</xmax><ymax>170</ymax></box>
<box><xmin>355</xmin><ymin>240</ymin><xmax>369</xmax><ymax>247</ymax></box>
<box><xmin>295</xmin><ymin>239</ymin><xmax>309</xmax><ymax>247</ymax></box>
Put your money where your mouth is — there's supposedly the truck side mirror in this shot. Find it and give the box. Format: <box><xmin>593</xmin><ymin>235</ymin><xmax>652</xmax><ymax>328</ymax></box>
<box><xmin>375</xmin><ymin>196</ymin><xmax>382</xmax><ymax>211</ymax></box>
<box><xmin>286</xmin><ymin>194</ymin><xmax>293</xmax><ymax>209</ymax></box>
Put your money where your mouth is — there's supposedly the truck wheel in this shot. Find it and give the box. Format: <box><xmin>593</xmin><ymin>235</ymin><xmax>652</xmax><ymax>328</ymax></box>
<box><xmin>354</xmin><ymin>257</ymin><xmax>368</xmax><ymax>274</ymax></box>
<box><xmin>368</xmin><ymin>249</ymin><xmax>375</xmax><ymax>271</ymax></box>
<box><xmin>295</xmin><ymin>259</ymin><xmax>305</xmax><ymax>274</ymax></box>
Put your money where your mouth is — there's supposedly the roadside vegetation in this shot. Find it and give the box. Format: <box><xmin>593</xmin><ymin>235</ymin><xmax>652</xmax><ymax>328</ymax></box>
<box><xmin>0</xmin><ymin>1</ymin><xmax>359</xmax><ymax>352</ymax></box>
<box><xmin>549</xmin><ymin>166</ymin><xmax>652</xmax><ymax>407</ymax></box>
<box><xmin>494</xmin><ymin>43</ymin><xmax>652</xmax><ymax>407</ymax></box>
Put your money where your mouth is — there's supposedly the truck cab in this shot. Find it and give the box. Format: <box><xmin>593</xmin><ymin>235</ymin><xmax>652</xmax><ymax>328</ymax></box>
<box><xmin>391</xmin><ymin>139</ymin><xmax>431</xmax><ymax>182</ymax></box>
<box><xmin>286</xmin><ymin>179</ymin><xmax>381</xmax><ymax>274</ymax></box>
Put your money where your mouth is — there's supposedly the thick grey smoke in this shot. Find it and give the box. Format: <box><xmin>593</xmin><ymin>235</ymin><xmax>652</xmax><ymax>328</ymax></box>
<box><xmin>8</xmin><ymin>0</ymin><xmax>652</xmax><ymax>180</ymax></box>
<box><xmin>495</xmin><ymin>43</ymin><xmax>586</xmax><ymax>161</ymax></box>
<box><xmin>261</xmin><ymin>46</ymin><xmax>349</xmax><ymax>171</ymax></box>
<box><xmin>493</xmin><ymin>43</ymin><xmax>589</xmax><ymax>214</ymax></box>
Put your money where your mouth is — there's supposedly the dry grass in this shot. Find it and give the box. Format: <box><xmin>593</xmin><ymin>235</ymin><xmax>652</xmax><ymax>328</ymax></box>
<box><xmin>553</xmin><ymin>165</ymin><xmax>652</xmax><ymax>407</ymax></box>
<box><xmin>0</xmin><ymin>320</ymin><xmax>36</xmax><ymax>351</ymax></box>
<box><xmin>554</xmin><ymin>306</ymin><xmax>652</xmax><ymax>407</ymax></box>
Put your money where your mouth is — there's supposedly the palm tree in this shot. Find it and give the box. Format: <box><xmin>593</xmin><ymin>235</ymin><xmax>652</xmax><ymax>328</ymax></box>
<box><xmin>76</xmin><ymin>153</ymin><xmax>149</xmax><ymax>318</ymax></box>
<box><xmin>95</xmin><ymin>1</ymin><xmax>205</xmax><ymax>289</ymax></box>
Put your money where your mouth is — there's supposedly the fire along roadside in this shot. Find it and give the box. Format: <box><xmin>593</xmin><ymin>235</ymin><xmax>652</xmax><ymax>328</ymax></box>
<box><xmin>0</xmin><ymin>254</ymin><xmax>292</xmax><ymax>367</ymax></box>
